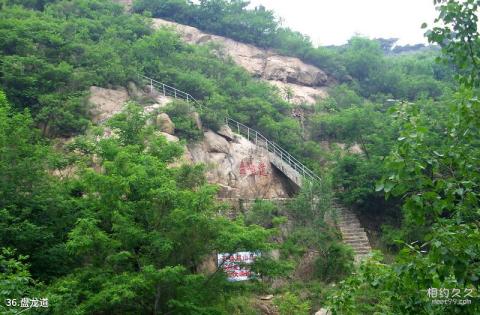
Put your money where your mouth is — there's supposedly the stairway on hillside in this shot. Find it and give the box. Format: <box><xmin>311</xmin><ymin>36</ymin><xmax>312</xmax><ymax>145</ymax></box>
<box><xmin>138</xmin><ymin>76</ymin><xmax>372</xmax><ymax>262</ymax></box>
<box><xmin>334</xmin><ymin>204</ymin><xmax>372</xmax><ymax>262</ymax></box>
<box><xmin>138</xmin><ymin>75</ymin><xmax>318</xmax><ymax>186</ymax></box>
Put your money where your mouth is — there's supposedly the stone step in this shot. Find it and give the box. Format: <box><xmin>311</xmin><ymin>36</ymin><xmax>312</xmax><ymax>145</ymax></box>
<box><xmin>356</xmin><ymin>253</ymin><xmax>372</xmax><ymax>258</ymax></box>
<box><xmin>340</xmin><ymin>226</ymin><xmax>364</xmax><ymax>231</ymax></box>
<box><xmin>355</xmin><ymin>251</ymin><xmax>371</xmax><ymax>256</ymax></box>
<box><xmin>339</xmin><ymin>217</ymin><xmax>358</xmax><ymax>222</ymax></box>
<box><xmin>343</xmin><ymin>237</ymin><xmax>370</xmax><ymax>243</ymax></box>
<box><xmin>345</xmin><ymin>243</ymin><xmax>371</xmax><ymax>249</ymax></box>
<box><xmin>339</xmin><ymin>216</ymin><xmax>359</xmax><ymax>221</ymax></box>
<box><xmin>355</xmin><ymin>253</ymin><xmax>371</xmax><ymax>259</ymax></box>
<box><xmin>334</xmin><ymin>204</ymin><xmax>372</xmax><ymax>259</ymax></box>
<box><xmin>345</xmin><ymin>242</ymin><xmax>370</xmax><ymax>248</ymax></box>
<box><xmin>342</xmin><ymin>232</ymin><xmax>368</xmax><ymax>237</ymax></box>
<box><xmin>339</xmin><ymin>220</ymin><xmax>361</xmax><ymax>225</ymax></box>
<box><xmin>346</xmin><ymin>243</ymin><xmax>371</xmax><ymax>249</ymax></box>
<box><xmin>340</xmin><ymin>222</ymin><xmax>360</xmax><ymax>226</ymax></box>
<box><xmin>338</xmin><ymin>212</ymin><xmax>357</xmax><ymax>216</ymax></box>
<box><xmin>340</xmin><ymin>228</ymin><xmax>365</xmax><ymax>235</ymax></box>
<box><xmin>341</xmin><ymin>229</ymin><xmax>367</xmax><ymax>236</ymax></box>
<box><xmin>350</xmin><ymin>245</ymin><xmax>371</xmax><ymax>251</ymax></box>
<box><xmin>354</xmin><ymin>250</ymin><xmax>371</xmax><ymax>255</ymax></box>
<box><xmin>344</xmin><ymin>236</ymin><xmax>368</xmax><ymax>242</ymax></box>
<box><xmin>343</xmin><ymin>240</ymin><xmax>370</xmax><ymax>246</ymax></box>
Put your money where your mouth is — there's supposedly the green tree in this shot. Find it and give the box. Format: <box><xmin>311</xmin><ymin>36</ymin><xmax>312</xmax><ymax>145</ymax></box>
<box><xmin>0</xmin><ymin>91</ymin><xmax>76</xmax><ymax>282</ymax></box>
<box><xmin>327</xmin><ymin>1</ymin><xmax>480</xmax><ymax>313</ymax></box>
<box><xmin>44</xmin><ymin>105</ymin><xmax>275</xmax><ymax>314</ymax></box>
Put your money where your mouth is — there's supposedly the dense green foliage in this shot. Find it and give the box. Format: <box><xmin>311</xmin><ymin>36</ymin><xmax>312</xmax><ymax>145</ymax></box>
<box><xmin>133</xmin><ymin>0</ymin><xmax>454</xmax><ymax>101</ymax></box>
<box><xmin>0</xmin><ymin>92</ymin><xmax>283</xmax><ymax>313</ymax></box>
<box><xmin>0</xmin><ymin>0</ymin><xmax>152</xmax><ymax>136</ymax></box>
<box><xmin>1</xmin><ymin>0</ymin><xmax>478</xmax><ymax>313</ymax></box>
<box><xmin>0</xmin><ymin>0</ymin><xmax>315</xmax><ymax>163</ymax></box>
<box><xmin>133</xmin><ymin>0</ymin><xmax>279</xmax><ymax>48</ymax></box>
<box><xmin>326</xmin><ymin>1</ymin><xmax>480</xmax><ymax>313</ymax></box>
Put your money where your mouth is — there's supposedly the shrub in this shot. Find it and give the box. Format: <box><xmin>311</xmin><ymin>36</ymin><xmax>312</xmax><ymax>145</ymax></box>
<box><xmin>245</xmin><ymin>200</ymin><xmax>279</xmax><ymax>228</ymax></box>
<box><xmin>164</xmin><ymin>100</ymin><xmax>203</xmax><ymax>141</ymax></box>
<box><xmin>314</xmin><ymin>242</ymin><xmax>354</xmax><ymax>283</ymax></box>
<box><xmin>274</xmin><ymin>292</ymin><xmax>310</xmax><ymax>315</ymax></box>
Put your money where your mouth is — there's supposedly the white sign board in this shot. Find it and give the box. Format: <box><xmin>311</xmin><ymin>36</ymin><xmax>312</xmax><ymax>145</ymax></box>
<box><xmin>217</xmin><ymin>252</ymin><xmax>260</xmax><ymax>281</ymax></box>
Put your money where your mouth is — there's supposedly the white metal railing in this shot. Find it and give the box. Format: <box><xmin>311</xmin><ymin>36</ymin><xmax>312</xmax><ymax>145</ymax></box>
<box><xmin>138</xmin><ymin>74</ymin><xmax>320</xmax><ymax>183</ymax></box>
<box><xmin>225</xmin><ymin>117</ymin><xmax>321</xmax><ymax>183</ymax></box>
<box><xmin>138</xmin><ymin>74</ymin><xmax>199</xmax><ymax>105</ymax></box>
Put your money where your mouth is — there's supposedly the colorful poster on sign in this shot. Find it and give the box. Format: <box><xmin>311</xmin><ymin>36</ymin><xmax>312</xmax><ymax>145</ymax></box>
<box><xmin>217</xmin><ymin>252</ymin><xmax>260</xmax><ymax>281</ymax></box>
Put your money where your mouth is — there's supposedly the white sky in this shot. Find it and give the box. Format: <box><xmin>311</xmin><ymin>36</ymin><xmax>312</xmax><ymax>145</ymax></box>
<box><xmin>248</xmin><ymin>0</ymin><xmax>438</xmax><ymax>46</ymax></box>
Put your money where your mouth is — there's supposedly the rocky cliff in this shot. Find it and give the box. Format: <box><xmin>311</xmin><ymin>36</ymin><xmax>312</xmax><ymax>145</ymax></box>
<box><xmin>151</xmin><ymin>18</ymin><xmax>330</xmax><ymax>105</ymax></box>
<box><xmin>189</xmin><ymin>129</ymin><xmax>293</xmax><ymax>199</ymax></box>
<box><xmin>88</xmin><ymin>86</ymin><xmax>293</xmax><ymax>199</ymax></box>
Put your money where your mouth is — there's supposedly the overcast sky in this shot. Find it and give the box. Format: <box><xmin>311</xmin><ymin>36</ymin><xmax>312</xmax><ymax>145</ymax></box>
<box><xmin>248</xmin><ymin>0</ymin><xmax>438</xmax><ymax>46</ymax></box>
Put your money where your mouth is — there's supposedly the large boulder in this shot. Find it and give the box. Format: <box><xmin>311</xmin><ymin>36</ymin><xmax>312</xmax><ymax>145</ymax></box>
<box><xmin>126</xmin><ymin>81</ymin><xmax>143</xmax><ymax>100</ymax></box>
<box><xmin>315</xmin><ymin>309</ymin><xmax>332</xmax><ymax>315</ymax></box>
<box><xmin>158</xmin><ymin>131</ymin><xmax>179</xmax><ymax>143</ymax></box>
<box><xmin>269</xmin><ymin>80</ymin><xmax>328</xmax><ymax>105</ymax></box>
<box><xmin>156</xmin><ymin>113</ymin><xmax>175</xmax><ymax>135</ymax></box>
<box><xmin>217</xmin><ymin>125</ymin><xmax>234</xmax><ymax>141</ymax></box>
<box><xmin>263</xmin><ymin>55</ymin><xmax>329</xmax><ymax>87</ymax></box>
<box><xmin>89</xmin><ymin>86</ymin><xmax>129</xmax><ymax>123</ymax></box>
<box><xmin>190</xmin><ymin>111</ymin><xmax>203</xmax><ymax>131</ymax></box>
<box><xmin>204</xmin><ymin>130</ymin><xmax>230</xmax><ymax>154</ymax></box>
<box><xmin>189</xmin><ymin>130</ymin><xmax>292</xmax><ymax>199</ymax></box>
<box><xmin>151</xmin><ymin>18</ymin><xmax>330</xmax><ymax>105</ymax></box>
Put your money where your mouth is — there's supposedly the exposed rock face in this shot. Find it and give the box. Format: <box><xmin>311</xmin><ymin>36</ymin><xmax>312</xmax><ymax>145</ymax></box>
<box><xmin>156</xmin><ymin>113</ymin><xmax>175</xmax><ymax>134</ymax></box>
<box><xmin>204</xmin><ymin>130</ymin><xmax>230</xmax><ymax>154</ymax></box>
<box><xmin>197</xmin><ymin>254</ymin><xmax>217</xmax><ymax>274</ymax></box>
<box><xmin>158</xmin><ymin>131</ymin><xmax>179</xmax><ymax>143</ymax></box>
<box><xmin>189</xmin><ymin>130</ymin><xmax>292</xmax><ymax>199</ymax></box>
<box><xmin>264</xmin><ymin>55</ymin><xmax>328</xmax><ymax>86</ymax></box>
<box><xmin>89</xmin><ymin>86</ymin><xmax>129</xmax><ymax>123</ymax></box>
<box><xmin>217</xmin><ymin>125</ymin><xmax>234</xmax><ymax>141</ymax></box>
<box><xmin>89</xmin><ymin>84</ymin><xmax>176</xmax><ymax>125</ymax></box>
<box><xmin>190</xmin><ymin>111</ymin><xmax>203</xmax><ymax>130</ymax></box>
<box><xmin>152</xmin><ymin>18</ymin><xmax>330</xmax><ymax>105</ymax></box>
<box><xmin>254</xmin><ymin>299</ymin><xmax>279</xmax><ymax>315</ymax></box>
<box><xmin>269</xmin><ymin>80</ymin><xmax>328</xmax><ymax>105</ymax></box>
<box><xmin>315</xmin><ymin>309</ymin><xmax>332</xmax><ymax>315</ymax></box>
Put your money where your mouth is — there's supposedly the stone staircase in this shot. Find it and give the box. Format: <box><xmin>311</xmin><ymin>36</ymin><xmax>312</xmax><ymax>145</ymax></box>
<box><xmin>138</xmin><ymin>75</ymin><xmax>372</xmax><ymax>261</ymax></box>
<box><xmin>334</xmin><ymin>204</ymin><xmax>372</xmax><ymax>261</ymax></box>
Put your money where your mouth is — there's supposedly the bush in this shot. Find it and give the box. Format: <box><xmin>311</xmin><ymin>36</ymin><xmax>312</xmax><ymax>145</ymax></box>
<box><xmin>314</xmin><ymin>242</ymin><xmax>354</xmax><ymax>283</ymax></box>
<box><xmin>164</xmin><ymin>100</ymin><xmax>203</xmax><ymax>141</ymax></box>
<box><xmin>274</xmin><ymin>292</ymin><xmax>310</xmax><ymax>315</ymax></box>
<box><xmin>245</xmin><ymin>200</ymin><xmax>279</xmax><ymax>228</ymax></box>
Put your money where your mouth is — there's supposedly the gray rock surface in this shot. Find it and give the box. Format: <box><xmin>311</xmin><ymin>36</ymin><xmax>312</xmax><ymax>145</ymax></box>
<box><xmin>315</xmin><ymin>309</ymin><xmax>332</xmax><ymax>315</ymax></box>
<box><xmin>190</xmin><ymin>111</ymin><xmax>203</xmax><ymax>130</ymax></box>
<box><xmin>89</xmin><ymin>86</ymin><xmax>129</xmax><ymax>123</ymax></box>
<box><xmin>152</xmin><ymin>18</ymin><xmax>330</xmax><ymax>105</ymax></box>
<box><xmin>156</xmin><ymin>113</ymin><xmax>175</xmax><ymax>134</ymax></box>
<box><xmin>189</xmin><ymin>130</ymin><xmax>291</xmax><ymax>199</ymax></box>
<box><xmin>217</xmin><ymin>125</ymin><xmax>234</xmax><ymax>141</ymax></box>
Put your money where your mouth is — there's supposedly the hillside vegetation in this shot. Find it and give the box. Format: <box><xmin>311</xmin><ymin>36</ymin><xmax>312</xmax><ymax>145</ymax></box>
<box><xmin>0</xmin><ymin>0</ymin><xmax>479</xmax><ymax>314</ymax></box>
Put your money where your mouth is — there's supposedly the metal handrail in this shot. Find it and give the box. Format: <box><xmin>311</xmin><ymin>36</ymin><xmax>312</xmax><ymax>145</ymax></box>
<box><xmin>138</xmin><ymin>74</ymin><xmax>320</xmax><ymax>183</ymax></box>
<box><xmin>138</xmin><ymin>74</ymin><xmax>200</xmax><ymax>105</ymax></box>
<box><xmin>225</xmin><ymin>117</ymin><xmax>321</xmax><ymax>183</ymax></box>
